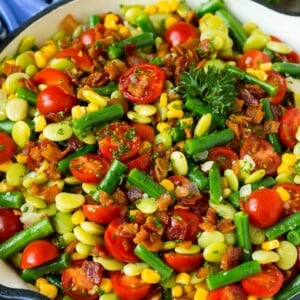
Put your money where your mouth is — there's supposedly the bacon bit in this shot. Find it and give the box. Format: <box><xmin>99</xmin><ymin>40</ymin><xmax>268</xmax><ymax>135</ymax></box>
<box><xmin>197</xmin><ymin>266</ymin><xmax>210</xmax><ymax>279</ymax></box>
<box><xmin>153</xmin><ymin>157</ymin><xmax>169</xmax><ymax>182</ymax></box>
<box><xmin>156</xmin><ymin>194</ymin><xmax>173</xmax><ymax>211</ymax></box>
<box><xmin>217</xmin><ymin>218</ymin><xmax>236</xmax><ymax>233</ymax></box>
<box><xmin>134</xmin><ymin>226</ymin><xmax>163</xmax><ymax>252</ymax></box>
<box><xmin>145</xmin><ymin>216</ymin><xmax>164</xmax><ymax>235</ymax></box>
<box><xmin>264</xmin><ymin>120</ymin><xmax>280</xmax><ymax>134</ymax></box>
<box><xmin>116</xmin><ymin>223</ymin><xmax>138</xmax><ymax>239</ymax></box>
<box><xmin>245</xmin><ymin>103</ymin><xmax>264</xmax><ymax>124</ymax></box>
<box><xmin>1</xmin><ymin>62</ymin><xmax>22</xmax><ymax>76</ymax></box>
<box><xmin>175</xmin><ymin>185</ymin><xmax>190</xmax><ymax>198</ymax></box>
<box><xmin>92</xmin><ymin>243</ymin><xmax>109</xmax><ymax>257</ymax></box>
<box><xmin>30</xmin><ymin>183</ymin><xmax>61</xmax><ymax>203</ymax></box>
<box><xmin>229</xmin><ymin>114</ymin><xmax>252</xmax><ymax>126</ymax></box>
<box><xmin>226</xmin><ymin>119</ymin><xmax>241</xmax><ymax>140</ymax></box>
<box><xmin>98</xmin><ymin>190</ymin><xmax>114</xmax><ymax>206</ymax></box>
<box><xmin>199</xmin><ymin>207</ymin><xmax>217</xmax><ymax>231</ymax></box>
<box><xmin>104</xmin><ymin>59</ymin><xmax>128</xmax><ymax>81</ymax></box>
<box><xmin>220</xmin><ymin>245</ymin><xmax>243</xmax><ymax>270</ymax></box>
<box><xmin>112</xmin><ymin>188</ymin><xmax>128</xmax><ymax>206</ymax></box>
<box><xmin>60</xmin><ymin>14</ymin><xmax>79</xmax><ymax>35</ymax></box>
<box><xmin>176</xmin><ymin>240</ymin><xmax>193</xmax><ymax>249</ymax></box>
<box><xmin>64</xmin><ymin>240</ymin><xmax>77</xmax><ymax>254</ymax></box>
<box><xmin>234</xmin><ymin>98</ymin><xmax>244</xmax><ymax>113</ymax></box>
<box><xmin>199</xmin><ymin>221</ymin><xmax>216</xmax><ymax>232</ymax></box>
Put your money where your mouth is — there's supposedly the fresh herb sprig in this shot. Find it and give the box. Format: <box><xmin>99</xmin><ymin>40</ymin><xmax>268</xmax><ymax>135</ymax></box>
<box><xmin>178</xmin><ymin>66</ymin><xmax>238</xmax><ymax>128</ymax></box>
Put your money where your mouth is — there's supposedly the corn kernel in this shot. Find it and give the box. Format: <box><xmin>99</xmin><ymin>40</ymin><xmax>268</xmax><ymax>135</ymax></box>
<box><xmin>34</xmin><ymin>51</ymin><xmax>48</xmax><ymax>69</ymax></box>
<box><xmin>166</xmin><ymin>109</ymin><xmax>184</xmax><ymax>119</ymax></box>
<box><xmin>277</xmin><ymin>164</ymin><xmax>294</xmax><ymax>175</ymax></box>
<box><xmin>172</xmin><ymin>285</ymin><xmax>183</xmax><ymax>298</ymax></box>
<box><xmin>261</xmin><ymin>239</ymin><xmax>280</xmax><ymax>250</ymax></box>
<box><xmin>71</xmin><ymin>209</ymin><xmax>85</xmax><ymax>225</ymax></box>
<box><xmin>0</xmin><ymin>160</ymin><xmax>13</xmax><ymax>172</ymax></box>
<box><xmin>157</xmin><ymin>1</ymin><xmax>171</xmax><ymax>13</ymax></box>
<box><xmin>104</xmin><ymin>13</ymin><xmax>119</xmax><ymax>30</ymax></box>
<box><xmin>160</xmin><ymin>179</ymin><xmax>174</xmax><ymax>191</ymax></box>
<box><xmin>141</xmin><ymin>268</ymin><xmax>161</xmax><ymax>284</ymax></box>
<box><xmin>71</xmin><ymin>105</ymin><xmax>86</xmax><ymax>119</ymax></box>
<box><xmin>138</xmin><ymin>141</ymin><xmax>152</xmax><ymax>154</ymax></box>
<box><xmin>157</xmin><ymin>122</ymin><xmax>171</xmax><ymax>133</ymax></box>
<box><xmin>246</xmin><ymin>68</ymin><xmax>267</xmax><ymax>80</ymax></box>
<box><xmin>176</xmin><ymin>272</ymin><xmax>191</xmax><ymax>285</ymax></box>
<box><xmin>40</xmin><ymin>40</ymin><xmax>58</xmax><ymax>60</ymax></box>
<box><xmin>36</xmin><ymin>278</ymin><xmax>48</xmax><ymax>290</ymax></box>
<box><xmin>259</xmin><ymin>62</ymin><xmax>272</xmax><ymax>71</ymax></box>
<box><xmin>86</xmin><ymin>102</ymin><xmax>100</xmax><ymax>113</ymax></box>
<box><xmin>165</xmin><ymin>16</ymin><xmax>178</xmax><ymax>29</ymax></box>
<box><xmin>282</xmin><ymin>153</ymin><xmax>297</xmax><ymax>165</ymax></box>
<box><xmin>247</xmin><ymin>296</ymin><xmax>258</xmax><ymax>300</ymax></box>
<box><xmin>169</xmin><ymin>0</ymin><xmax>178</xmax><ymax>11</ymax></box>
<box><xmin>175</xmin><ymin>141</ymin><xmax>185</xmax><ymax>152</ymax></box>
<box><xmin>34</xmin><ymin>115</ymin><xmax>47</xmax><ymax>132</ymax></box>
<box><xmin>194</xmin><ymin>287</ymin><xmax>209</xmax><ymax>300</ymax></box>
<box><xmin>159</xmin><ymin>92</ymin><xmax>168</xmax><ymax>107</ymax></box>
<box><xmin>39</xmin><ymin>283</ymin><xmax>58</xmax><ymax>299</ymax></box>
<box><xmin>144</xmin><ymin>4</ymin><xmax>157</xmax><ymax>14</ymax></box>
<box><xmin>275</xmin><ymin>186</ymin><xmax>291</xmax><ymax>202</ymax></box>
<box><xmin>100</xmin><ymin>278</ymin><xmax>113</xmax><ymax>293</ymax></box>
<box><xmin>118</xmin><ymin>24</ymin><xmax>130</xmax><ymax>37</ymax></box>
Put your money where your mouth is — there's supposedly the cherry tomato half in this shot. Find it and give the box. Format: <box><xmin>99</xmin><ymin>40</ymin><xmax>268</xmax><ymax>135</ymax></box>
<box><xmin>240</xmin><ymin>136</ymin><xmax>281</xmax><ymax>175</ymax></box>
<box><xmin>266</xmin><ymin>70</ymin><xmax>287</xmax><ymax>104</ymax></box>
<box><xmin>104</xmin><ymin>217</ymin><xmax>139</xmax><ymax>263</ymax></box>
<box><xmin>279</xmin><ymin>107</ymin><xmax>300</xmax><ymax>149</ymax></box>
<box><xmin>111</xmin><ymin>271</ymin><xmax>151</xmax><ymax>300</ymax></box>
<box><xmin>0</xmin><ymin>132</ymin><xmax>17</xmax><ymax>164</ymax></box>
<box><xmin>36</xmin><ymin>85</ymin><xmax>78</xmax><ymax>116</ymax></box>
<box><xmin>70</xmin><ymin>154</ymin><xmax>110</xmax><ymax>183</ymax></box>
<box><xmin>208</xmin><ymin>284</ymin><xmax>247</xmax><ymax>300</ymax></box>
<box><xmin>237</xmin><ymin>49</ymin><xmax>271</xmax><ymax>70</ymax></box>
<box><xmin>241</xmin><ymin>264</ymin><xmax>284</xmax><ymax>298</ymax></box>
<box><xmin>20</xmin><ymin>240</ymin><xmax>60</xmax><ymax>269</ymax></box>
<box><xmin>164</xmin><ymin>252</ymin><xmax>203</xmax><ymax>272</ymax></box>
<box><xmin>208</xmin><ymin>146</ymin><xmax>238</xmax><ymax>172</ymax></box>
<box><xmin>126</xmin><ymin>153</ymin><xmax>152</xmax><ymax>172</ymax></box>
<box><xmin>82</xmin><ymin>204</ymin><xmax>126</xmax><ymax>224</ymax></box>
<box><xmin>61</xmin><ymin>260</ymin><xmax>103</xmax><ymax>300</ymax></box>
<box><xmin>56</xmin><ymin>48</ymin><xmax>93</xmax><ymax>72</ymax></box>
<box><xmin>98</xmin><ymin>123</ymin><xmax>141</xmax><ymax>162</ymax></box>
<box><xmin>132</xmin><ymin>123</ymin><xmax>156</xmax><ymax>143</ymax></box>
<box><xmin>164</xmin><ymin>21</ymin><xmax>200</xmax><ymax>48</ymax></box>
<box><xmin>0</xmin><ymin>208</ymin><xmax>23</xmax><ymax>243</ymax></box>
<box><xmin>119</xmin><ymin>63</ymin><xmax>165</xmax><ymax>104</ymax></box>
<box><xmin>243</xmin><ymin>188</ymin><xmax>284</xmax><ymax>228</ymax></box>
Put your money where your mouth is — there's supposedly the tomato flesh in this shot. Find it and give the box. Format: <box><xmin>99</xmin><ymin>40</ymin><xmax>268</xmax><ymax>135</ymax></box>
<box><xmin>208</xmin><ymin>146</ymin><xmax>238</xmax><ymax>171</ymax></box>
<box><xmin>266</xmin><ymin>70</ymin><xmax>287</xmax><ymax>104</ymax></box>
<box><xmin>164</xmin><ymin>252</ymin><xmax>203</xmax><ymax>272</ymax></box>
<box><xmin>237</xmin><ymin>49</ymin><xmax>271</xmax><ymax>70</ymax></box>
<box><xmin>0</xmin><ymin>132</ymin><xmax>17</xmax><ymax>164</ymax></box>
<box><xmin>208</xmin><ymin>284</ymin><xmax>247</xmax><ymax>300</ymax></box>
<box><xmin>0</xmin><ymin>208</ymin><xmax>23</xmax><ymax>243</ymax></box>
<box><xmin>119</xmin><ymin>63</ymin><xmax>165</xmax><ymax>104</ymax></box>
<box><xmin>20</xmin><ymin>240</ymin><xmax>60</xmax><ymax>269</ymax></box>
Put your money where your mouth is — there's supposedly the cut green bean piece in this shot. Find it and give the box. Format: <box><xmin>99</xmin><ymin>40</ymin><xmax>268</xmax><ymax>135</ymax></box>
<box><xmin>0</xmin><ymin>218</ymin><xmax>54</xmax><ymax>259</ymax></box>
<box><xmin>21</xmin><ymin>253</ymin><xmax>71</xmax><ymax>282</ymax></box>
<box><xmin>206</xmin><ymin>260</ymin><xmax>261</xmax><ymax>290</ymax></box>
<box><xmin>127</xmin><ymin>168</ymin><xmax>167</xmax><ymax>199</ymax></box>
<box><xmin>209</xmin><ymin>162</ymin><xmax>223</xmax><ymax>204</ymax></box>
<box><xmin>0</xmin><ymin>191</ymin><xmax>25</xmax><ymax>209</ymax></box>
<box><xmin>287</xmin><ymin>227</ymin><xmax>300</xmax><ymax>245</ymax></box>
<box><xmin>136</xmin><ymin>13</ymin><xmax>158</xmax><ymax>36</ymax></box>
<box><xmin>187</xmin><ymin>167</ymin><xmax>209</xmax><ymax>191</ymax></box>
<box><xmin>275</xmin><ymin>274</ymin><xmax>300</xmax><ymax>300</ymax></box>
<box><xmin>272</xmin><ymin>62</ymin><xmax>300</xmax><ymax>77</ymax></box>
<box><xmin>94</xmin><ymin>82</ymin><xmax>118</xmax><ymax>96</ymax></box>
<box><xmin>196</xmin><ymin>0</ymin><xmax>224</xmax><ymax>16</ymax></box>
<box><xmin>88</xmin><ymin>14</ymin><xmax>100</xmax><ymax>27</ymax></box>
<box><xmin>16</xmin><ymin>87</ymin><xmax>37</xmax><ymax>106</ymax></box>
<box><xmin>0</xmin><ymin>120</ymin><xmax>15</xmax><ymax>134</ymax></box>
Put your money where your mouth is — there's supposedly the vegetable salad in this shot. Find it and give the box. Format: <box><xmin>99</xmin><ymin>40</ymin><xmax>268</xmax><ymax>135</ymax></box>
<box><xmin>1</xmin><ymin>0</ymin><xmax>300</xmax><ymax>299</ymax></box>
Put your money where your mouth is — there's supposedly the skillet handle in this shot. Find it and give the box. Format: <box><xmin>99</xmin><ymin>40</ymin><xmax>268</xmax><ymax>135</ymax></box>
<box><xmin>0</xmin><ymin>284</ymin><xmax>49</xmax><ymax>300</ymax></box>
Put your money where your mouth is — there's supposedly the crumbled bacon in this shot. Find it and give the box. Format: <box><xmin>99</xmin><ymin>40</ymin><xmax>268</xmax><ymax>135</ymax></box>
<box><xmin>152</xmin><ymin>157</ymin><xmax>169</xmax><ymax>182</ymax></box>
<box><xmin>30</xmin><ymin>183</ymin><xmax>61</xmax><ymax>203</ymax></box>
<box><xmin>134</xmin><ymin>225</ymin><xmax>163</xmax><ymax>252</ymax></box>
<box><xmin>245</xmin><ymin>103</ymin><xmax>264</xmax><ymax>124</ymax></box>
<box><xmin>116</xmin><ymin>223</ymin><xmax>138</xmax><ymax>239</ymax></box>
<box><xmin>264</xmin><ymin>120</ymin><xmax>280</xmax><ymax>134</ymax></box>
<box><xmin>220</xmin><ymin>245</ymin><xmax>243</xmax><ymax>270</ymax></box>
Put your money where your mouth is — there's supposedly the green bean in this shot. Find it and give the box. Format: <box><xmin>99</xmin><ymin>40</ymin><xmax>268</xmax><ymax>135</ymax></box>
<box><xmin>134</xmin><ymin>244</ymin><xmax>173</xmax><ymax>281</ymax></box>
<box><xmin>0</xmin><ymin>218</ymin><xmax>54</xmax><ymax>259</ymax></box>
<box><xmin>272</xmin><ymin>62</ymin><xmax>300</xmax><ymax>77</ymax></box>
<box><xmin>287</xmin><ymin>227</ymin><xmax>300</xmax><ymax>245</ymax></box>
<box><xmin>0</xmin><ymin>120</ymin><xmax>15</xmax><ymax>134</ymax></box>
<box><xmin>15</xmin><ymin>87</ymin><xmax>37</xmax><ymax>106</ymax></box>
<box><xmin>94</xmin><ymin>82</ymin><xmax>118</xmax><ymax>96</ymax></box>
<box><xmin>184</xmin><ymin>128</ymin><xmax>234</xmax><ymax>156</ymax></box>
<box><xmin>205</xmin><ymin>260</ymin><xmax>261</xmax><ymax>290</ymax></box>
<box><xmin>0</xmin><ymin>191</ymin><xmax>25</xmax><ymax>209</ymax></box>
<box><xmin>209</xmin><ymin>162</ymin><xmax>223</xmax><ymax>204</ymax></box>
<box><xmin>196</xmin><ymin>0</ymin><xmax>224</xmax><ymax>16</ymax></box>
<box><xmin>72</xmin><ymin>104</ymin><xmax>124</xmax><ymax>138</ymax></box>
<box><xmin>265</xmin><ymin>211</ymin><xmax>300</xmax><ymax>240</ymax></box>
<box><xmin>21</xmin><ymin>253</ymin><xmax>71</xmax><ymax>282</ymax></box>
<box><xmin>136</xmin><ymin>13</ymin><xmax>158</xmax><ymax>36</ymax></box>
<box><xmin>226</xmin><ymin>65</ymin><xmax>278</xmax><ymax>96</ymax></box>
<box><xmin>187</xmin><ymin>166</ymin><xmax>209</xmax><ymax>191</ymax></box>
<box><xmin>88</xmin><ymin>14</ymin><xmax>100</xmax><ymax>27</ymax></box>
<box><xmin>234</xmin><ymin>211</ymin><xmax>252</xmax><ymax>261</ymax></box>
<box><xmin>127</xmin><ymin>168</ymin><xmax>168</xmax><ymax>199</ymax></box>
<box><xmin>275</xmin><ymin>274</ymin><xmax>300</xmax><ymax>300</ymax></box>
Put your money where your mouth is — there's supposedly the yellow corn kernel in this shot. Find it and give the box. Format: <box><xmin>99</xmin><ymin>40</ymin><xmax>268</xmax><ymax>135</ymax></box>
<box><xmin>183</xmin><ymin>284</ymin><xmax>194</xmax><ymax>294</ymax></box>
<box><xmin>16</xmin><ymin>153</ymin><xmax>27</xmax><ymax>164</ymax></box>
<box><xmin>118</xmin><ymin>24</ymin><xmax>130</xmax><ymax>37</ymax></box>
<box><xmin>71</xmin><ymin>105</ymin><xmax>86</xmax><ymax>119</ymax></box>
<box><xmin>175</xmin><ymin>141</ymin><xmax>185</xmax><ymax>152</ymax></box>
<box><xmin>144</xmin><ymin>4</ymin><xmax>157</xmax><ymax>14</ymax></box>
<box><xmin>160</xmin><ymin>179</ymin><xmax>174</xmax><ymax>191</ymax></box>
<box><xmin>277</xmin><ymin>163</ymin><xmax>294</xmax><ymax>175</ymax></box>
<box><xmin>36</xmin><ymin>278</ymin><xmax>48</xmax><ymax>290</ymax></box>
<box><xmin>34</xmin><ymin>51</ymin><xmax>48</xmax><ymax>69</ymax></box>
<box><xmin>179</xmin><ymin>117</ymin><xmax>194</xmax><ymax>128</ymax></box>
<box><xmin>71</xmin><ymin>251</ymin><xmax>87</xmax><ymax>260</ymax></box>
<box><xmin>34</xmin><ymin>115</ymin><xmax>47</xmax><ymax>132</ymax></box>
<box><xmin>40</xmin><ymin>40</ymin><xmax>58</xmax><ymax>60</ymax></box>
<box><xmin>172</xmin><ymin>285</ymin><xmax>183</xmax><ymax>298</ymax></box>
<box><xmin>282</xmin><ymin>153</ymin><xmax>297</xmax><ymax>165</ymax></box>
<box><xmin>86</xmin><ymin>102</ymin><xmax>100</xmax><ymax>113</ymax></box>
<box><xmin>39</xmin><ymin>283</ymin><xmax>58</xmax><ymax>299</ymax></box>
<box><xmin>166</xmin><ymin>109</ymin><xmax>184</xmax><ymax>119</ymax></box>
<box><xmin>261</xmin><ymin>239</ymin><xmax>280</xmax><ymax>250</ymax></box>
<box><xmin>100</xmin><ymin>278</ymin><xmax>113</xmax><ymax>293</ymax></box>
<box><xmin>0</xmin><ymin>182</ymin><xmax>14</xmax><ymax>192</ymax></box>
<box><xmin>81</xmin><ymin>89</ymin><xmax>109</xmax><ymax>107</ymax></box>
<box><xmin>176</xmin><ymin>272</ymin><xmax>191</xmax><ymax>285</ymax></box>
<box><xmin>246</xmin><ymin>68</ymin><xmax>267</xmax><ymax>81</ymax></box>
<box><xmin>71</xmin><ymin>209</ymin><xmax>85</xmax><ymax>225</ymax></box>
<box><xmin>259</xmin><ymin>62</ymin><xmax>272</xmax><ymax>71</ymax></box>
<box><xmin>221</xmin><ymin>177</ymin><xmax>228</xmax><ymax>188</ymax></box>
<box><xmin>169</xmin><ymin>0</ymin><xmax>178</xmax><ymax>11</ymax></box>
<box><xmin>159</xmin><ymin>92</ymin><xmax>168</xmax><ymax>107</ymax></box>
<box><xmin>104</xmin><ymin>13</ymin><xmax>119</xmax><ymax>30</ymax></box>
<box><xmin>165</xmin><ymin>16</ymin><xmax>178</xmax><ymax>29</ymax></box>
<box><xmin>141</xmin><ymin>268</ymin><xmax>161</xmax><ymax>284</ymax></box>
<box><xmin>0</xmin><ymin>160</ymin><xmax>13</xmax><ymax>172</ymax></box>
<box><xmin>275</xmin><ymin>186</ymin><xmax>291</xmax><ymax>202</ymax></box>
<box><xmin>194</xmin><ymin>287</ymin><xmax>209</xmax><ymax>300</ymax></box>
<box><xmin>157</xmin><ymin>1</ymin><xmax>171</xmax><ymax>13</ymax></box>
<box><xmin>157</xmin><ymin>122</ymin><xmax>171</xmax><ymax>133</ymax></box>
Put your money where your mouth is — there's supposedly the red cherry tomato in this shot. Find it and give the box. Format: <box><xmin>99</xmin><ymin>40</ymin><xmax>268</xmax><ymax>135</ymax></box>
<box><xmin>164</xmin><ymin>209</ymin><xmax>202</xmax><ymax>242</ymax></box>
<box><xmin>70</xmin><ymin>154</ymin><xmax>110</xmax><ymax>183</ymax></box>
<box><xmin>243</xmin><ymin>188</ymin><xmax>284</xmax><ymax>228</ymax></box>
<box><xmin>61</xmin><ymin>260</ymin><xmax>103</xmax><ymax>300</ymax></box>
<box><xmin>164</xmin><ymin>252</ymin><xmax>203</xmax><ymax>272</ymax></box>
<box><xmin>82</xmin><ymin>204</ymin><xmax>125</xmax><ymax>224</ymax></box>
<box><xmin>237</xmin><ymin>49</ymin><xmax>271</xmax><ymax>70</ymax></box>
<box><xmin>208</xmin><ymin>146</ymin><xmax>238</xmax><ymax>171</ymax></box>
<box><xmin>266</xmin><ymin>70</ymin><xmax>287</xmax><ymax>104</ymax></box>
<box><xmin>111</xmin><ymin>271</ymin><xmax>151</xmax><ymax>300</ymax></box>
<box><xmin>0</xmin><ymin>208</ymin><xmax>23</xmax><ymax>243</ymax></box>
<box><xmin>241</xmin><ymin>264</ymin><xmax>284</xmax><ymax>298</ymax></box>
<box><xmin>79</xmin><ymin>24</ymin><xmax>105</xmax><ymax>47</ymax></box>
<box><xmin>36</xmin><ymin>85</ymin><xmax>78</xmax><ymax>116</ymax></box>
<box><xmin>56</xmin><ymin>48</ymin><xmax>93</xmax><ymax>72</ymax></box>
<box><xmin>104</xmin><ymin>217</ymin><xmax>139</xmax><ymax>263</ymax></box>
<box><xmin>132</xmin><ymin>123</ymin><xmax>156</xmax><ymax>143</ymax></box>
<box><xmin>126</xmin><ymin>153</ymin><xmax>152</xmax><ymax>172</ymax></box>
<box><xmin>273</xmin><ymin>183</ymin><xmax>300</xmax><ymax>214</ymax></box>
<box><xmin>98</xmin><ymin>123</ymin><xmax>141</xmax><ymax>162</ymax></box>
<box><xmin>208</xmin><ymin>284</ymin><xmax>247</xmax><ymax>300</ymax></box>
<box><xmin>0</xmin><ymin>132</ymin><xmax>17</xmax><ymax>164</ymax></box>
<box><xmin>20</xmin><ymin>240</ymin><xmax>60</xmax><ymax>269</ymax></box>
<box><xmin>279</xmin><ymin>107</ymin><xmax>300</xmax><ymax>149</ymax></box>
<box><xmin>240</xmin><ymin>136</ymin><xmax>281</xmax><ymax>175</ymax></box>
<box><xmin>32</xmin><ymin>68</ymin><xmax>74</xmax><ymax>95</ymax></box>
<box><xmin>119</xmin><ymin>63</ymin><xmax>165</xmax><ymax>104</ymax></box>
<box><xmin>164</xmin><ymin>21</ymin><xmax>200</xmax><ymax>48</ymax></box>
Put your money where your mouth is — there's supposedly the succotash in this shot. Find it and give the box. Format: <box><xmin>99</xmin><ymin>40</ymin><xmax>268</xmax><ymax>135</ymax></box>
<box><xmin>1</xmin><ymin>0</ymin><xmax>300</xmax><ymax>299</ymax></box>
